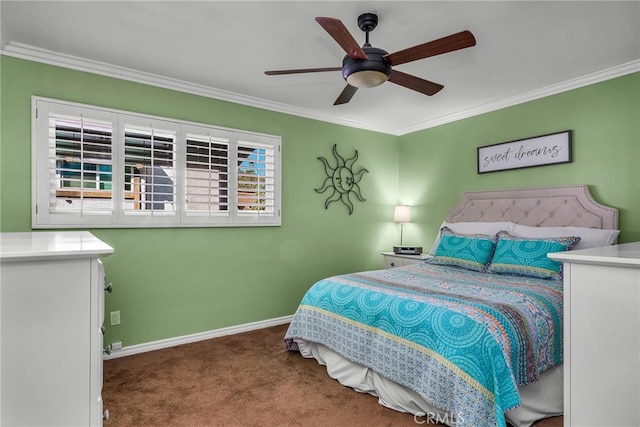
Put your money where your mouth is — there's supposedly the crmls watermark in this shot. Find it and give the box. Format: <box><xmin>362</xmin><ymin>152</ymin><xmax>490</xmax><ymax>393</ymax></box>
<box><xmin>414</xmin><ymin>411</ymin><xmax>464</xmax><ymax>425</ymax></box>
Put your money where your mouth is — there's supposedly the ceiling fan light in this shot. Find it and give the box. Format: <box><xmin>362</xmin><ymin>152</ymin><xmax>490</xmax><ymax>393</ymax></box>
<box><xmin>346</xmin><ymin>70</ymin><xmax>389</xmax><ymax>88</ymax></box>
<box><xmin>342</xmin><ymin>45</ymin><xmax>391</xmax><ymax>89</ymax></box>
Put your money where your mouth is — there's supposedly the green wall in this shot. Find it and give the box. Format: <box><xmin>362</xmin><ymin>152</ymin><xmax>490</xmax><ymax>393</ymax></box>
<box><xmin>399</xmin><ymin>72</ymin><xmax>640</xmax><ymax>249</ymax></box>
<box><xmin>0</xmin><ymin>57</ymin><xmax>399</xmax><ymax>346</ymax></box>
<box><xmin>1</xmin><ymin>56</ymin><xmax>638</xmax><ymax>348</ymax></box>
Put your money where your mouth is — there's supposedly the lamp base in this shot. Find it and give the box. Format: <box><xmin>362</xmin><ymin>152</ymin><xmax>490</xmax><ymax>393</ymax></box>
<box><xmin>393</xmin><ymin>246</ymin><xmax>423</xmax><ymax>255</ymax></box>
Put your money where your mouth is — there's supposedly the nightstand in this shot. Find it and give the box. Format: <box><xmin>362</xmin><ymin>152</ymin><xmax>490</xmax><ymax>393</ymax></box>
<box><xmin>381</xmin><ymin>252</ymin><xmax>430</xmax><ymax>268</ymax></box>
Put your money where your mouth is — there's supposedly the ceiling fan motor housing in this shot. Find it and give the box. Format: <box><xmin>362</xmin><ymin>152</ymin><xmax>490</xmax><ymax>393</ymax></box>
<box><xmin>342</xmin><ymin>46</ymin><xmax>392</xmax><ymax>87</ymax></box>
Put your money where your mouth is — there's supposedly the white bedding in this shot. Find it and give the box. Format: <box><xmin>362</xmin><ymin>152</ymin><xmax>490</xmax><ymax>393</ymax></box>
<box><xmin>297</xmin><ymin>339</ymin><xmax>563</xmax><ymax>427</ymax></box>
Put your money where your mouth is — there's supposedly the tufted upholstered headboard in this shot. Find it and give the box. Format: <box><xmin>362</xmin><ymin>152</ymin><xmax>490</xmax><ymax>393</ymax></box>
<box><xmin>446</xmin><ymin>185</ymin><xmax>618</xmax><ymax>230</ymax></box>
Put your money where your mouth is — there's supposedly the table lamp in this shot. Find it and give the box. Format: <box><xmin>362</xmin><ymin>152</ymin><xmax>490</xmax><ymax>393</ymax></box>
<box><xmin>393</xmin><ymin>205</ymin><xmax>422</xmax><ymax>255</ymax></box>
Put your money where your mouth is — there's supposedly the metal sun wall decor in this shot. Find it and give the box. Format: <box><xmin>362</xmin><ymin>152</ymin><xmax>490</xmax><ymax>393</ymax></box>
<box><xmin>315</xmin><ymin>144</ymin><xmax>369</xmax><ymax>215</ymax></box>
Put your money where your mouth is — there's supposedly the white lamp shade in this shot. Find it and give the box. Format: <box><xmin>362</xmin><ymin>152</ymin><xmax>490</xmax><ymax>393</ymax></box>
<box><xmin>393</xmin><ymin>205</ymin><xmax>411</xmax><ymax>223</ymax></box>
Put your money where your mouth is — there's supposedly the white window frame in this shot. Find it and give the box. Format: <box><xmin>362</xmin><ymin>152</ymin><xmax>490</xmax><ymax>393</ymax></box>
<box><xmin>32</xmin><ymin>97</ymin><xmax>281</xmax><ymax>228</ymax></box>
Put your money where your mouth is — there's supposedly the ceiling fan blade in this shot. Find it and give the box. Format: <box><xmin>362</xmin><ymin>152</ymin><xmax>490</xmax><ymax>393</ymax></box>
<box><xmin>265</xmin><ymin>67</ymin><xmax>342</xmax><ymax>76</ymax></box>
<box><xmin>388</xmin><ymin>70</ymin><xmax>444</xmax><ymax>96</ymax></box>
<box><xmin>315</xmin><ymin>17</ymin><xmax>368</xmax><ymax>60</ymax></box>
<box><xmin>334</xmin><ymin>85</ymin><xmax>358</xmax><ymax>105</ymax></box>
<box><xmin>384</xmin><ymin>30</ymin><xmax>476</xmax><ymax>66</ymax></box>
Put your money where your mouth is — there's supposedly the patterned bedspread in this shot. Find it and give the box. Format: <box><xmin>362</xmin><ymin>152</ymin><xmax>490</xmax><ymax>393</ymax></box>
<box><xmin>284</xmin><ymin>262</ymin><xmax>563</xmax><ymax>427</ymax></box>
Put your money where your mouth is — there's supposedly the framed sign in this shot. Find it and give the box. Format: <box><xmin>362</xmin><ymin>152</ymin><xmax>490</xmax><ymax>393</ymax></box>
<box><xmin>477</xmin><ymin>130</ymin><xmax>572</xmax><ymax>174</ymax></box>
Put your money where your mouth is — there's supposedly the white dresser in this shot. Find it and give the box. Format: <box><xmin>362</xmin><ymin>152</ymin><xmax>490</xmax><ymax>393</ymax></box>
<box><xmin>549</xmin><ymin>242</ymin><xmax>640</xmax><ymax>427</ymax></box>
<box><xmin>0</xmin><ymin>231</ymin><xmax>114</xmax><ymax>426</ymax></box>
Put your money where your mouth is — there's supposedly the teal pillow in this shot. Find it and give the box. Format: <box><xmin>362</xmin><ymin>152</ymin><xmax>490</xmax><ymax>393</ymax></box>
<box><xmin>489</xmin><ymin>231</ymin><xmax>581</xmax><ymax>280</ymax></box>
<box><xmin>428</xmin><ymin>227</ymin><xmax>498</xmax><ymax>272</ymax></box>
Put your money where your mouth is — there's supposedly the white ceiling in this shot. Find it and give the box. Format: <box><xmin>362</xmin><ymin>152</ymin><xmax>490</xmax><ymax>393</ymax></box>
<box><xmin>2</xmin><ymin>1</ymin><xmax>639</xmax><ymax>135</ymax></box>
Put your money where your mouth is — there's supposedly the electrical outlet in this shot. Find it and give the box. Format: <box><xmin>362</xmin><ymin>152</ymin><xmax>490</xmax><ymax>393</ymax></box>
<box><xmin>110</xmin><ymin>311</ymin><xmax>121</xmax><ymax>326</ymax></box>
<box><xmin>112</xmin><ymin>341</ymin><xmax>122</xmax><ymax>351</ymax></box>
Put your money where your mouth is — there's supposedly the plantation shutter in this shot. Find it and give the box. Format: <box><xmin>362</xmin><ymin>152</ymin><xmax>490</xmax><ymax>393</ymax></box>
<box><xmin>234</xmin><ymin>135</ymin><xmax>279</xmax><ymax>225</ymax></box>
<box><xmin>183</xmin><ymin>126</ymin><xmax>232</xmax><ymax>224</ymax></box>
<box><xmin>34</xmin><ymin>100</ymin><xmax>117</xmax><ymax>226</ymax></box>
<box><xmin>33</xmin><ymin>97</ymin><xmax>281</xmax><ymax>228</ymax></box>
<box><xmin>49</xmin><ymin>114</ymin><xmax>114</xmax><ymax>212</ymax></box>
<box><xmin>122</xmin><ymin>118</ymin><xmax>177</xmax><ymax>224</ymax></box>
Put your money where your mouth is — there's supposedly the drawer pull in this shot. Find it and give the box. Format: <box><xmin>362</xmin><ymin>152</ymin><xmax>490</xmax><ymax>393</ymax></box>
<box><xmin>104</xmin><ymin>283</ymin><xmax>113</xmax><ymax>293</ymax></box>
<box><xmin>103</xmin><ymin>344</ymin><xmax>112</xmax><ymax>355</ymax></box>
<box><xmin>390</xmin><ymin>262</ymin><xmax>395</xmax><ymax>267</ymax></box>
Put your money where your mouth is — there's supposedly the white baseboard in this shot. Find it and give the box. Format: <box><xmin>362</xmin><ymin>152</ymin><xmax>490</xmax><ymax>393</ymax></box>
<box><xmin>103</xmin><ymin>315</ymin><xmax>293</xmax><ymax>360</ymax></box>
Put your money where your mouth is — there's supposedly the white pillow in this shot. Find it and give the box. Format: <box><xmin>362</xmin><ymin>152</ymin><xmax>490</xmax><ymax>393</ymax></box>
<box><xmin>510</xmin><ymin>224</ymin><xmax>620</xmax><ymax>250</ymax></box>
<box><xmin>428</xmin><ymin>221</ymin><xmax>515</xmax><ymax>255</ymax></box>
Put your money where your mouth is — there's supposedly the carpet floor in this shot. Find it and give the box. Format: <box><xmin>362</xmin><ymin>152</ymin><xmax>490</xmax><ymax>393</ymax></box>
<box><xmin>103</xmin><ymin>323</ymin><xmax>563</xmax><ymax>427</ymax></box>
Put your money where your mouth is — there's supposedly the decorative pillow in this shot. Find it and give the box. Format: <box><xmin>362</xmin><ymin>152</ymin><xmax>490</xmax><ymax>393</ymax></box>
<box><xmin>428</xmin><ymin>221</ymin><xmax>515</xmax><ymax>255</ymax></box>
<box><xmin>488</xmin><ymin>231</ymin><xmax>581</xmax><ymax>280</ymax></box>
<box><xmin>510</xmin><ymin>224</ymin><xmax>619</xmax><ymax>250</ymax></box>
<box><xmin>427</xmin><ymin>227</ymin><xmax>499</xmax><ymax>271</ymax></box>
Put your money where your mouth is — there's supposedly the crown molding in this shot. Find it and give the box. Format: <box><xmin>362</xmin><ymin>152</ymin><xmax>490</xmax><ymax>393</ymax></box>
<box><xmin>2</xmin><ymin>41</ymin><xmax>637</xmax><ymax>137</ymax></box>
<box><xmin>1</xmin><ymin>42</ymin><xmax>402</xmax><ymax>135</ymax></box>
<box><xmin>401</xmin><ymin>60</ymin><xmax>640</xmax><ymax>135</ymax></box>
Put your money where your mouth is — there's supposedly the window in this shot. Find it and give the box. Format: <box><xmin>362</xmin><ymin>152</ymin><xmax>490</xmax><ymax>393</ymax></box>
<box><xmin>32</xmin><ymin>97</ymin><xmax>281</xmax><ymax>228</ymax></box>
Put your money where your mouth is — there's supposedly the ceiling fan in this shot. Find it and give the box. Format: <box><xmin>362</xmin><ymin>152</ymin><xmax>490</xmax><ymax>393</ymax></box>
<box><xmin>265</xmin><ymin>13</ymin><xmax>476</xmax><ymax>105</ymax></box>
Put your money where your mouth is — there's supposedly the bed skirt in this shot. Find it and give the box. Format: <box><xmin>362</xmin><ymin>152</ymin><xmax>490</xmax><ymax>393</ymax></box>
<box><xmin>297</xmin><ymin>339</ymin><xmax>562</xmax><ymax>427</ymax></box>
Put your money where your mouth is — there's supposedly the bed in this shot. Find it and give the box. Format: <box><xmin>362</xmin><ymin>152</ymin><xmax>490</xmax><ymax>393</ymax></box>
<box><xmin>284</xmin><ymin>185</ymin><xmax>619</xmax><ymax>427</ymax></box>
